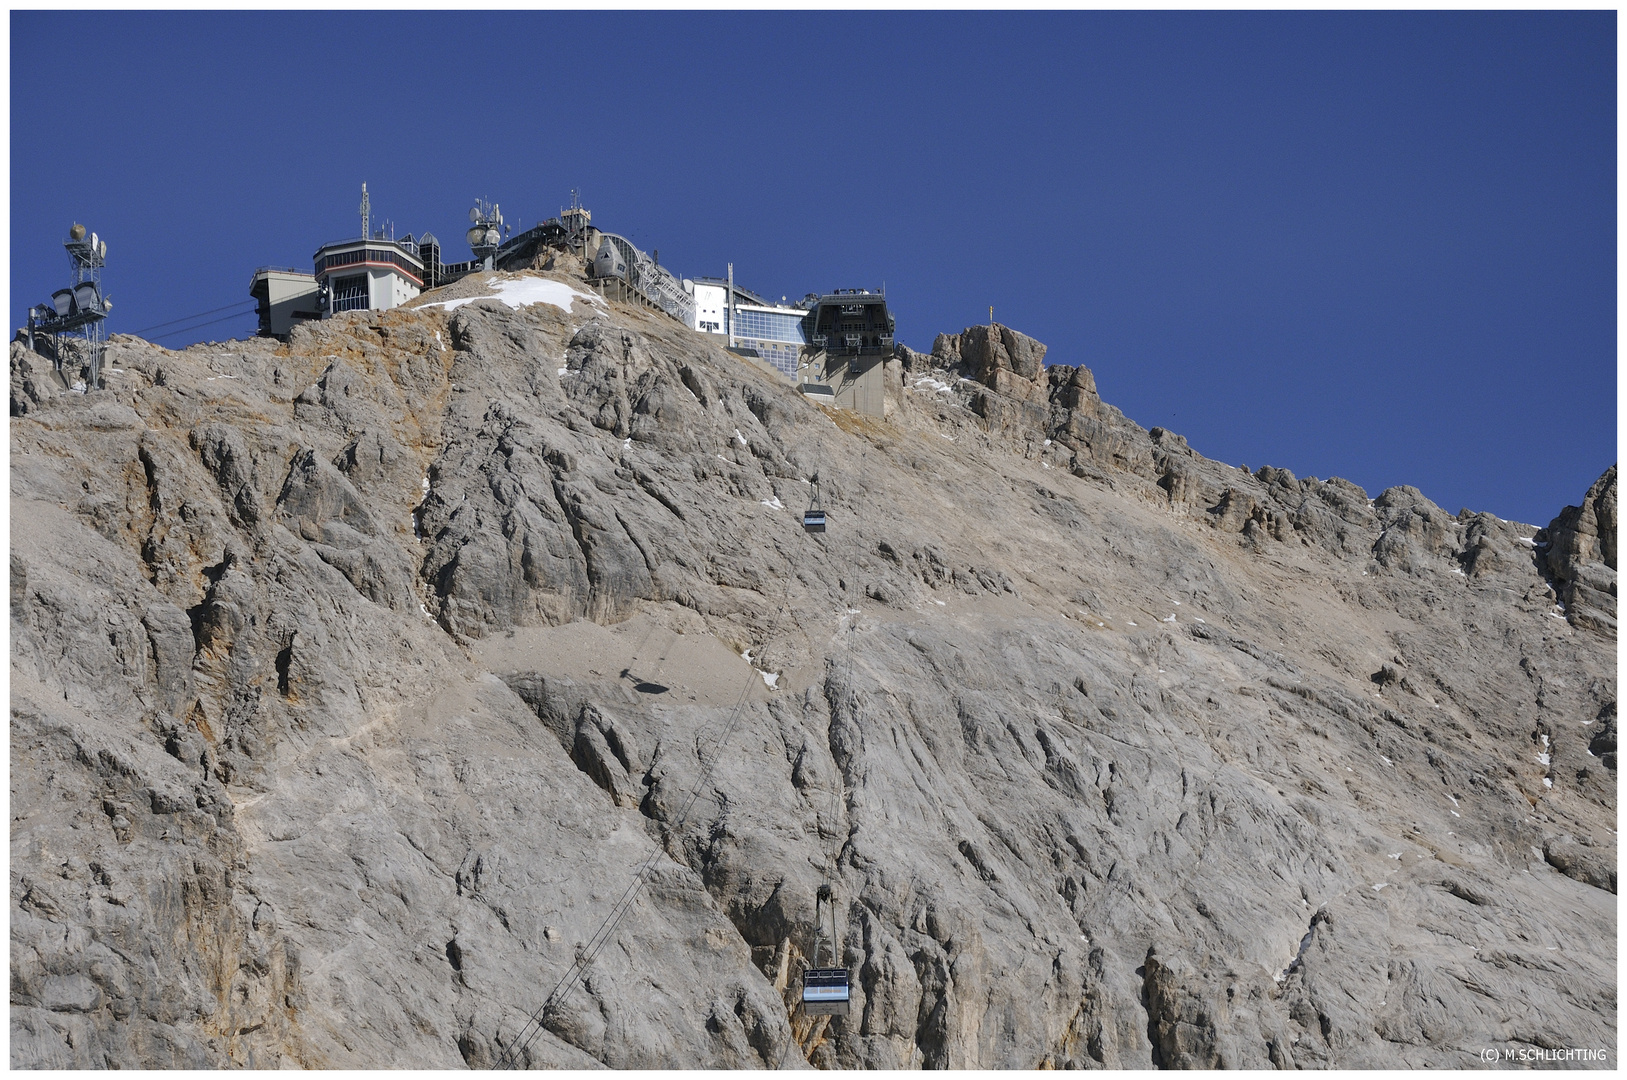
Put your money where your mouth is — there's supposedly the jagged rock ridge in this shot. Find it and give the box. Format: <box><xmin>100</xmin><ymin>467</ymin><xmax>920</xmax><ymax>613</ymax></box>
<box><xmin>10</xmin><ymin>264</ymin><xmax>1616</xmax><ymax>1068</ymax></box>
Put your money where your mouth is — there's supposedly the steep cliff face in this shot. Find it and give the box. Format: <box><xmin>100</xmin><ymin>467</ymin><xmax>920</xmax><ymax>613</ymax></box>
<box><xmin>10</xmin><ymin>266</ymin><xmax>1616</xmax><ymax>1068</ymax></box>
<box><xmin>1536</xmin><ymin>465</ymin><xmax>1617</xmax><ymax>637</ymax></box>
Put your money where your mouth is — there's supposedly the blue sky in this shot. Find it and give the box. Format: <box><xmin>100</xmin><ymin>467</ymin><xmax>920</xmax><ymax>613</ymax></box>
<box><xmin>10</xmin><ymin>11</ymin><xmax>1614</xmax><ymax>526</ymax></box>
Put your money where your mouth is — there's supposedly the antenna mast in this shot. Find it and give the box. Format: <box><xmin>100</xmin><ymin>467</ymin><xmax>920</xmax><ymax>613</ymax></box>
<box><xmin>467</xmin><ymin>197</ymin><xmax>503</xmax><ymax>270</ymax></box>
<box><xmin>26</xmin><ymin>222</ymin><xmax>111</xmax><ymax>387</ymax></box>
<box><xmin>360</xmin><ymin>182</ymin><xmax>371</xmax><ymax>240</ymax></box>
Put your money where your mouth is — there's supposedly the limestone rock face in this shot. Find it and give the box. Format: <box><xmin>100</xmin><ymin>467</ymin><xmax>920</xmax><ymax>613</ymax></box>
<box><xmin>933</xmin><ymin>323</ymin><xmax>1049</xmax><ymax>405</ymax></box>
<box><xmin>1538</xmin><ymin>465</ymin><xmax>1617</xmax><ymax>634</ymax></box>
<box><xmin>10</xmin><ymin>267</ymin><xmax>1616</xmax><ymax>1069</ymax></box>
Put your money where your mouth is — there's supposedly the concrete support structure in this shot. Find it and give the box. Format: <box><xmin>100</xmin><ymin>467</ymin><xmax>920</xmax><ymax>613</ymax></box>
<box><xmin>797</xmin><ymin>351</ymin><xmax>888</xmax><ymax>418</ymax></box>
<box><xmin>587</xmin><ymin>276</ymin><xmax>667</xmax><ymax>313</ymax></box>
<box><xmin>249</xmin><ymin>268</ymin><xmax>322</xmax><ymax>339</ymax></box>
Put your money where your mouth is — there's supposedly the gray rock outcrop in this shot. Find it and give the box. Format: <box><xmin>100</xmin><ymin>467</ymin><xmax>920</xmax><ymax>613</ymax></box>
<box><xmin>10</xmin><ymin>269</ymin><xmax>1615</xmax><ymax>1068</ymax></box>
<box><xmin>1537</xmin><ymin>465</ymin><xmax>1617</xmax><ymax>634</ymax></box>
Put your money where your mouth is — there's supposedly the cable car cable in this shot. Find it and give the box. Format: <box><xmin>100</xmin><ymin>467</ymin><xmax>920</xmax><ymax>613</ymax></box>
<box><xmin>130</xmin><ymin>300</ymin><xmax>256</xmax><ymax>337</ymax></box>
<box><xmin>148</xmin><ymin>310</ymin><xmax>260</xmax><ymax>342</ymax></box>
<box><xmin>495</xmin><ymin>599</ymin><xmax>785</xmax><ymax>1068</ymax></box>
<box><xmin>781</xmin><ymin>567</ymin><xmax>859</xmax><ymax>1066</ymax></box>
<box><xmin>796</xmin><ymin>465</ymin><xmax>865</xmax><ymax>1029</ymax></box>
<box><xmin>128</xmin><ymin>300</ymin><xmax>258</xmax><ymax>337</ymax></box>
<box><xmin>494</xmin><ymin>578</ymin><xmax>796</xmax><ymax>1070</ymax></box>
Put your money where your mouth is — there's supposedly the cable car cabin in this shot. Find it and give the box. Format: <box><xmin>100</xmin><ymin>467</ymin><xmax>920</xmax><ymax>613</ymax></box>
<box><xmin>801</xmin><ymin>967</ymin><xmax>850</xmax><ymax>1015</ymax></box>
<box><xmin>803</xmin><ymin>475</ymin><xmax>827</xmax><ymax>534</ymax></box>
<box><xmin>805</xmin><ymin>289</ymin><xmax>895</xmax><ymax>356</ymax></box>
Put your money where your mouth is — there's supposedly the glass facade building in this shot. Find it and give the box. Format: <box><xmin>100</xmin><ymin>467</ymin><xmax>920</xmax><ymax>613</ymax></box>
<box><xmin>734</xmin><ymin>308</ymin><xmax>807</xmax><ymax>344</ymax></box>
<box><xmin>734</xmin><ymin>305</ymin><xmax>808</xmax><ymax>378</ymax></box>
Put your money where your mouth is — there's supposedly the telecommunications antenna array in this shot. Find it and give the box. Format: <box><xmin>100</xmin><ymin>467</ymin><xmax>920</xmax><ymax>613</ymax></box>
<box><xmin>467</xmin><ymin>197</ymin><xmax>506</xmax><ymax>268</ymax></box>
<box><xmin>26</xmin><ymin>220</ymin><xmax>113</xmax><ymax>385</ymax></box>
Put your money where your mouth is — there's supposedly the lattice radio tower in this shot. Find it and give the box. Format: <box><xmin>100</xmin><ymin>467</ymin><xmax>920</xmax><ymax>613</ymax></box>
<box><xmin>26</xmin><ymin>223</ymin><xmax>111</xmax><ymax>387</ymax></box>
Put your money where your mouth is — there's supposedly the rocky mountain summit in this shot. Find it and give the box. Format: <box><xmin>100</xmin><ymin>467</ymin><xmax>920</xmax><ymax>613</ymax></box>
<box><xmin>10</xmin><ymin>263</ymin><xmax>1616</xmax><ymax>1068</ymax></box>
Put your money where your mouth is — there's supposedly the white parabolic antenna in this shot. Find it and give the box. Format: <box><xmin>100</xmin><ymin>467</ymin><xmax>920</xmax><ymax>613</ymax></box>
<box><xmin>469</xmin><ymin>207</ymin><xmax>480</xmax><ymax>223</ymax></box>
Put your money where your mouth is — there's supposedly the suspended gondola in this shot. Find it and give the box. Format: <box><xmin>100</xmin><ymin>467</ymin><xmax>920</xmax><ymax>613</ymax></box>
<box><xmin>801</xmin><ymin>967</ymin><xmax>850</xmax><ymax>1015</ymax></box>
<box><xmin>801</xmin><ymin>883</ymin><xmax>850</xmax><ymax>1016</ymax></box>
<box><xmin>803</xmin><ymin>474</ymin><xmax>827</xmax><ymax>534</ymax></box>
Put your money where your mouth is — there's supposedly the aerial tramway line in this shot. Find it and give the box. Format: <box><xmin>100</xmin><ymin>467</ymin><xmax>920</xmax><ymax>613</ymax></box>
<box><xmin>493</xmin><ymin>471</ymin><xmax>848</xmax><ymax>1069</ymax></box>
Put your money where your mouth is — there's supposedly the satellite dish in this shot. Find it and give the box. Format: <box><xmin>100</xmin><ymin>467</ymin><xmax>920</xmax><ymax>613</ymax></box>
<box><xmin>484</xmin><ymin>227</ymin><xmax>500</xmax><ymax>246</ymax></box>
<box><xmin>103</xmin><ymin>296</ymin><xmax>112</xmax><ymax>310</ymax></box>
<box><xmin>98</xmin><ymin>240</ymin><xmax>107</xmax><ymax>259</ymax></box>
<box><xmin>69</xmin><ymin>223</ymin><xmax>85</xmax><ymax>241</ymax></box>
<box><xmin>469</xmin><ymin>207</ymin><xmax>480</xmax><ymax>223</ymax></box>
<box><xmin>467</xmin><ymin>225</ymin><xmax>486</xmax><ymax>247</ymax></box>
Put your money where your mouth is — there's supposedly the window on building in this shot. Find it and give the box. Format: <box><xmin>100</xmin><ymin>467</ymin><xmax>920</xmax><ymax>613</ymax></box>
<box><xmin>734</xmin><ymin>309</ymin><xmax>808</xmax><ymax>345</ymax></box>
<box><xmin>332</xmin><ymin>275</ymin><xmax>368</xmax><ymax>313</ymax></box>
